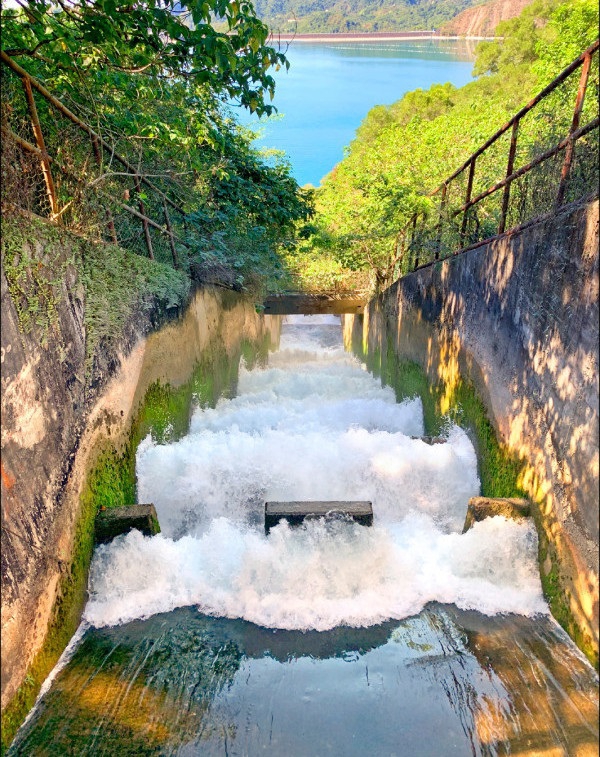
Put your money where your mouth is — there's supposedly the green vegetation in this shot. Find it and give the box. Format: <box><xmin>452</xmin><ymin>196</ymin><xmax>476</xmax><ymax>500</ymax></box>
<box><xmin>252</xmin><ymin>0</ymin><xmax>481</xmax><ymax>35</ymax></box>
<box><xmin>1</xmin><ymin>0</ymin><xmax>313</xmax><ymax>295</ymax></box>
<box><xmin>291</xmin><ymin>0</ymin><xmax>598</xmax><ymax>293</ymax></box>
<box><xmin>0</xmin><ymin>216</ymin><xmax>75</xmax><ymax>346</ymax></box>
<box><xmin>78</xmin><ymin>239</ymin><xmax>191</xmax><ymax>372</ymax></box>
<box><xmin>1</xmin><ymin>215</ymin><xmax>190</xmax><ymax>371</ymax></box>
<box><xmin>2</xmin><ymin>0</ymin><xmax>286</xmax><ymax>117</ymax></box>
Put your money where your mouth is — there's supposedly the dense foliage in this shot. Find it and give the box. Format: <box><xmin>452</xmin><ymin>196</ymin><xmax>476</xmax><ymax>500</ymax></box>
<box><xmin>252</xmin><ymin>0</ymin><xmax>480</xmax><ymax>35</ymax></box>
<box><xmin>292</xmin><ymin>0</ymin><xmax>598</xmax><ymax>291</ymax></box>
<box><xmin>1</xmin><ymin>0</ymin><xmax>313</xmax><ymax>294</ymax></box>
<box><xmin>2</xmin><ymin>0</ymin><xmax>288</xmax><ymax>115</ymax></box>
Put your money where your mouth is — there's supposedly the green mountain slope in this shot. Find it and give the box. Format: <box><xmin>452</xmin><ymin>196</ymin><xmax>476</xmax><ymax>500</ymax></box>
<box><xmin>284</xmin><ymin>0</ymin><xmax>599</xmax><ymax>292</ymax></box>
<box><xmin>255</xmin><ymin>0</ymin><xmax>484</xmax><ymax>35</ymax></box>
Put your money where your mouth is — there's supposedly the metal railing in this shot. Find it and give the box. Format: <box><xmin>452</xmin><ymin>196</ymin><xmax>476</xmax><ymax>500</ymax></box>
<box><xmin>400</xmin><ymin>40</ymin><xmax>599</xmax><ymax>272</ymax></box>
<box><xmin>1</xmin><ymin>51</ymin><xmax>189</xmax><ymax>269</ymax></box>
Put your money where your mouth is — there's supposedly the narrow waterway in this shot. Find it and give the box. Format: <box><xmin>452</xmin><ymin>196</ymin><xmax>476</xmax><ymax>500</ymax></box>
<box><xmin>11</xmin><ymin>316</ymin><xmax>599</xmax><ymax>756</ymax></box>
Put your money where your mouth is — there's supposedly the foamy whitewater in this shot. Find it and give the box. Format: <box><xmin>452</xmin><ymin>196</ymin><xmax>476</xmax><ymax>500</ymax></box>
<box><xmin>85</xmin><ymin>315</ymin><xmax>548</xmax><ymax>630</ymax></box>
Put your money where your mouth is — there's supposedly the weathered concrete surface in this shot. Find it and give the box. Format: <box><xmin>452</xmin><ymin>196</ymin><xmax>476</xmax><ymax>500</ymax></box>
<box><xmin>344</xmin><ymin>198</ymin><xmax>599</xmax><ymax>660</ymax></box>
<box><xmin>95</xmin><ymin>504</ymin><xmax>160</xmax><ymax>544</ymax></box>
<box><xmin>1</xmin><ymin>230</ymin><xmax>280</xmax><ymax>712</ymax></box>
<box><xmin>265</xmin><ymin>501</ymin><xmax>373</xmax><ymax>533</ymax></box>
<box><xmin>263</xmin><ymin>293</ymin><xmax>366</xmax><ymax>315</ymax></box>
<box><xmin>463</xmin><ymin>497</ymin><xmax>531</xmax><ymax>533</ymax></box>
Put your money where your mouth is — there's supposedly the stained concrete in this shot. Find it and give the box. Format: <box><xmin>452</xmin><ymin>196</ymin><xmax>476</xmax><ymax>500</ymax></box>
<box><xmin>1</xmin><ymin>228</ymin><xmax>281</xmax><ymax>712</ymax></box>
<box><xmin>95</xmin><ymin>504</ymin><xmax>160</xmax><ymax>544</ymax></box>
<box><xmin>462</xmin><ymin>497</ymin><xmax>531</xmax><ymax>532</ymax></box>
<box><xmin>263</xmin><ymin>293</ymin><xmax>366</xmax><ymax>315</ymax></box>
<box><xmin>265</xmin><ymin>501</ymin><xmax>373</xmax><ymax>532</ymax></box>
<box><xmin>344</xmin><ymin>198</ymin><xmax>599</xmax><ymax>661</ymax></box>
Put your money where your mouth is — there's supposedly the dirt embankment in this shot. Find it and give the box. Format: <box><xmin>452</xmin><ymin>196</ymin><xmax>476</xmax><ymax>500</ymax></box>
<box><xmin>440</xmin><ymin>0</ymin><xmax>533</xmax><ymax>37</ymax></box>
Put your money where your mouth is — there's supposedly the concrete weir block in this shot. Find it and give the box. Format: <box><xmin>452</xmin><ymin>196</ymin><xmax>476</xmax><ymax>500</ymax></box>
<box><xmin>95</xmin><ymin>504</ymin><xmax>161</xmax><ymax>544</ymax></box>
<box><xmin>462</xmin><ymin>497</ymin><xmax>531</xmax><ymax>533</ymax></box>
<box><xmin>265</xmin><ymin>501</ymin><xmax>373</xmax><ymax>533</ymax></box>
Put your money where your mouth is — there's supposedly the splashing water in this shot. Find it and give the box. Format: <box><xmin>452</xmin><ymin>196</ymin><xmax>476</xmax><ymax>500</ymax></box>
<box><xmin>85</xmin><ymin>315</ymin><xmax>547</xmax><ymax>630</ymax></box>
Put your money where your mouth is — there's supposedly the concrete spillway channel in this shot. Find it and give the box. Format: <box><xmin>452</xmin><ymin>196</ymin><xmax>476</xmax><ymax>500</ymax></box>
<box><xmin>7</xmin><ymin>314</ymin><xmax>599</xmax><ymax>756</ymax></box>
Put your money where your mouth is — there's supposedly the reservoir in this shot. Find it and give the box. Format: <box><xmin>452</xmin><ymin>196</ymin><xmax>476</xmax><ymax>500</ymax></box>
<box><xmin>235</xmin><ymin>40</ymin><xmax>476</xmax><ymax>186</ymax></box>
<box><xmin>10</xmin><ymin>316</ymin><xmax>599</xmax><ymax>755</ymax></box>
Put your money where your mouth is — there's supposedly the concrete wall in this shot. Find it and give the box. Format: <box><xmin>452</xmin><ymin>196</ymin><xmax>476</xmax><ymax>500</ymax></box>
<box><xmin>345</xmin><ymin>198</ymin><xmax>599</xmax><ymax>661</ymax></box>
<box><xmin>1</xmin><ymin>246</ymin><xmax>280</xmax><ymax>713</ymax></box>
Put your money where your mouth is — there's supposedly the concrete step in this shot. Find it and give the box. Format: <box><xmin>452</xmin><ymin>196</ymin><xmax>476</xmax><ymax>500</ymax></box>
<box><xmin>462</xmin><ymin>497</ymin><xmax>531</xmax><ymax>533</ymax></box>
<box><xmin>95</xmin><ymin>504</ymin><xmax>161</xmax><ymax>544</ymax></box>
<box><xmin>265</xmin><ymin>500</ymin><xmax>373</xmax><ymax>533</ymax></box>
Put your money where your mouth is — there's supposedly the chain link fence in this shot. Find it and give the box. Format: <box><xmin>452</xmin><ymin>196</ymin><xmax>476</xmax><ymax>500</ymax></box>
<box><xmin>1</xmin><ymin>51</ymin><xmax>189</xmax><ymax>271</ymax></box>
<box><xmin>399</xmin><ymin>41</ymin><xmax>599</xmax><ymax>274</ymax></box>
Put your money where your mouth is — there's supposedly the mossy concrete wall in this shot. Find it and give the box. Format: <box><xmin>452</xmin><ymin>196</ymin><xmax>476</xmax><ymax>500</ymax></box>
<box><xmin>1</xmin><ymin>229</ymin><xmax>280</xmax><ymax>734</ymax></box>
<box><xmin>344</xmin><ymin>198</ymin><xmax>599</xmax><ymax>665</ymax></box>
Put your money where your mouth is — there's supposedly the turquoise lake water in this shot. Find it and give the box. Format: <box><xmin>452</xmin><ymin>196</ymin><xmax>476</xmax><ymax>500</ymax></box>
<box><xmin>235</xmin><ymin>40</ymin><xmax>476</xmax><ymax>186</ymax></box>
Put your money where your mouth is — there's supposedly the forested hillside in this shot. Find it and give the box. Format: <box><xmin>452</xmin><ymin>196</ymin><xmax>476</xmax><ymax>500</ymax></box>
<box><xmin>253</xmin><ymin>0</ymin><xmax>535</xmax><ymax>35</ymax></box>
<box><xmin>284</xmin><ymin>0</ymin><xmax>599</xmax><ymax>292</ymax></box>
<box><xmin>256</xmin><ymin>0</ymin><xmax>483</xmax><ymax>34</ymax></box>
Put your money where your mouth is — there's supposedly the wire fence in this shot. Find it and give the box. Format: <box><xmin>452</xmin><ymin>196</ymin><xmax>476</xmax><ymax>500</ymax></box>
<box><xmin>2</xmin><ymin>43</ymin><xmax>598</xmax><ymax>284</ymax></box>
<box><xmin>399</xmin><ymin>40</ymin><xmax>599</xmax><ymax>273</ymax></box>
<box><xmin>1</xmin><ymin>51</ymin><xmax>189</xmax><ymax>270</ymax></box>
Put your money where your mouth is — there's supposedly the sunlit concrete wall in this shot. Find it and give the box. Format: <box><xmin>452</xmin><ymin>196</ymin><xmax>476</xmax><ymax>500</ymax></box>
<box><xmin>346</xmin><ymin>198</ymin><xmax>599</xmax><ymax>661</ymax></box>
<box><xmin>1</xmin><ymin>251</ymin><xmax>280</xmax><ymax>713</ymax></box>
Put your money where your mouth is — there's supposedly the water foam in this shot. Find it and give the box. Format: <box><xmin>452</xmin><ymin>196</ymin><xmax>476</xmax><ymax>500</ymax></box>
<box><xmin>84</xmin><ymin>317</ymin><xmax>547</xmax><ymax>630</ymax></box>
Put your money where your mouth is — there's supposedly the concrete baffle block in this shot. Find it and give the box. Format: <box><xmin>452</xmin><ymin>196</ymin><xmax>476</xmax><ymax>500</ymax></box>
<box><xmin>265</xmin><ymin>501</ymin><xmax>373</xmax><ymax>534</ymax></box>
<box><xmin>462</xmin><ymin>497</ymin><xmax>531</xmax><ymax>533</ymax></box>
<box><xmin>95</xmin><ymin>504</ymin><xmax>161</xmax><ymax>544</ymax></box>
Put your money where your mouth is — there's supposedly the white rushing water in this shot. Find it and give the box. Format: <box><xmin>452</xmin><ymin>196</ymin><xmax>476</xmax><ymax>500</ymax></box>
<box><xmin>85</xmin><ymin>315</ymin><xmax>547</xmax><ymax>630</ymax></box>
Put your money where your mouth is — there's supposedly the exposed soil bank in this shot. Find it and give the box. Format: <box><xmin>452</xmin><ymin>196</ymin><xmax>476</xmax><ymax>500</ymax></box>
<box><xmin>344</xmin><ymin>198</ymin><xmax>599</xmax><ymax>667</ymax></box>
<box><xmin>0</xmin><ymin>217</ymin><xmax>280</xmax><ymax>748</ymax></box>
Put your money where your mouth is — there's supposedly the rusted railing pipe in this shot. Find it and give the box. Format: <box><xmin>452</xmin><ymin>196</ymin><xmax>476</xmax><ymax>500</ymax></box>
<box><xmin>459</xmin><ymin>158</ymin><xmax>476</xmax><ymax>245</ymax></box>
<box><xmin>556</xmin><ymin>49</ymin><xmax>594</xmax><ymax>207</ymax></box>
<box><xmin>435</xmin><ymin>183</ymin><xmax>447</xmax><ymax>260</ymax></box>
<box><xmin>21</xmin><ymin>76</ymin><xmax>59</xmax><ymax>218</ymax></box>
<box><xmin>430</xmin><ymin>39</ymin><xmax>599</xmax><ymax>197</ymax></box>
<box><xmin>451</xmin><ymin>117</ymin><xmax>599</xmax><ymax>218</ymax></box>
<box><xmin>1</xmin><ymin>50</ymin><xmax>186</xmax><ymax>218</ymax></box>
<box><xmin>499</xmin><ymin>118</ymin><xmax>520</xmax><ymax>234</ymax></box>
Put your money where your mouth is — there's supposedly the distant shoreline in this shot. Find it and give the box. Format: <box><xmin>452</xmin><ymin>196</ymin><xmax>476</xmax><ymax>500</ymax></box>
<box><xmin>268</xmin><ymin>31</ymin><xmax>494</xmax><ymax>43</ymax></box>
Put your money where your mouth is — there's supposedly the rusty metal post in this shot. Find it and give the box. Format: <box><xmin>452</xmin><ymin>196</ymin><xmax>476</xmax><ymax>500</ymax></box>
<box><xmin>162</xmin><ymin>198</ymin><xmax>179</xmax><ymax>269</ymax></box>
<box><xmin>556</xmin><ymin>50</ymin><xmax>593</xmax><ymax>207</ymax></box>
<box><xmin>460</xmin><ymin>158</ymin><xmax>476</xmax><ymax>247</ymax></box>
<box><xmin>21</xmin><ymin>76</ymin><xmax>59</xmax><ymax>218</ymax></box>
<box><xmin>134</xmin><ymin>175</ymin><xmax>154</xmax><ymax>260</ymax></box>
<box><xmin>411</xmin><ymin>213</ymin><xmax>420</xmax><ymax>270</ymax></box>
<box><xmin>435</xmin><ymin>183</ymin><xmax>447</xmax><ymax>260</ymax></box>
<box><xmin>499</xmin><ymin>118</ymin><xmax>520</xmax><ymax>234</ymax></box>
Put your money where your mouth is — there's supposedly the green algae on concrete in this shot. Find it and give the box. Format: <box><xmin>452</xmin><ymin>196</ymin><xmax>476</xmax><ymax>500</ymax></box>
<box><xmin>0</xmin><ymin>329</ymin><xmax>275</xmax><ymax>754</ymax></box>
<box><xmin>0</xmin><ymin>473</ymin><xmax>97</xmax><ymax>755</ymax></box>
<box><xmin>347</xmin><ymin>331</ymin><xmax>598</xmax><ymax>671</ymax></box>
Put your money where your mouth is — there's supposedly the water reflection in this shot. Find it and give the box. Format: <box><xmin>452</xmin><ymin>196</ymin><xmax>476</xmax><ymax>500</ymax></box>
<box><xmin>11</xmin><ymin>605</ymin><xmax>598</xmax><ymax>756</ymax></box>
